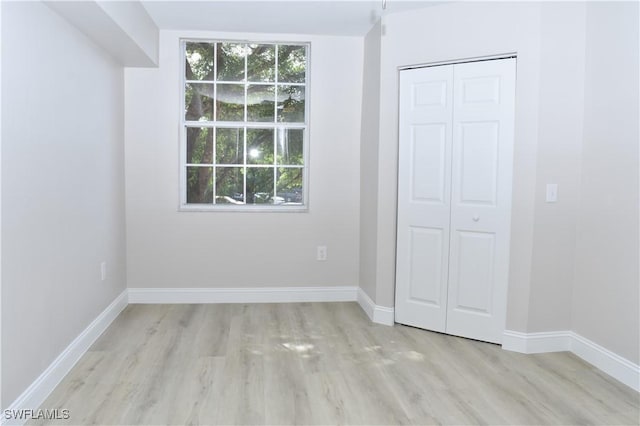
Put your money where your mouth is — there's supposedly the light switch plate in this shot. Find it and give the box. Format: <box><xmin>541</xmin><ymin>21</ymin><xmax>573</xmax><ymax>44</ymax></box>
<box><xmin>546</xmin><ymin>184</ymin><xmax>558</xmax><ymax>203</ymax></box>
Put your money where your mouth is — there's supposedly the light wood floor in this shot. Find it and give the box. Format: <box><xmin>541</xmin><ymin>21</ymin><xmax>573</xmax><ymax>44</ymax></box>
<box><xmin>31</xmin><ymin>302</ymin><xmax>639</xmax><ymax>425</ymax></box>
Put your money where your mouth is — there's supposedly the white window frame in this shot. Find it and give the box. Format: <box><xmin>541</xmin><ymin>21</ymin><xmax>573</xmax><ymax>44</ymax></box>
<box><xmin>179</xmin><ymin>39</ymin><xmax>310</xmax><ymax>212</ymax></box>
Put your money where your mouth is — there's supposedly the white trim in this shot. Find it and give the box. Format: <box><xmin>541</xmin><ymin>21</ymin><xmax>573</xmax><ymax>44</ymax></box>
<box><xmin>178</xmin><ymin>204</ymin><xmax>308</xmax><ymax>213</ymax></box>
<box><xmin>357</xmin><ymin>287</ymin><xmax>375</xmax><ymax>320</ymax></box>
<box><xmin>179</xmin><ymin>40</ymin><xmax>311</xmax><ymax>211</ymax></box>
<box><xmin>502</xmin><ymin>330</ymin><xmax>572</xmax><ymax>354</ymax></box>
<box><xmin>373</xmin><ymin>305</ymin><xmax>395</xmax><ymax>326</ymax></box>
<box><xmin>2</xmin><ymin>290</ymin><xmax>128</xmax><ymax>426</ymax></box>
<box><xmin>399</xmin><ymin>52</ymin><xmax>517</xmax><ymax>71</ymax></box>
<box><xmin>128</xmin><ymin>286</ymin><xmax>358</xmax><ymax>304</ymax></box>
<box><xmin>571</xmin><ymin>332</ymin><xmax>640</xmax><ymax>392</ymax></box>
<box><xmin>357</xmin><ymin>288</ymin><xmax>395</xmax><ymax>326</ymax></box>
<box><xmin>503</xmin><ymin>330</ymin><xmax>639</xmax><ymax>392</ymax></box>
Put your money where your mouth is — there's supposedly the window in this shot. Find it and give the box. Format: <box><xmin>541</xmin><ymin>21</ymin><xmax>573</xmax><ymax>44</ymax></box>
<box><xmin>181</xmin><ymin>40</ymin><xmax>309</xmax><ymax>210</ymax></box>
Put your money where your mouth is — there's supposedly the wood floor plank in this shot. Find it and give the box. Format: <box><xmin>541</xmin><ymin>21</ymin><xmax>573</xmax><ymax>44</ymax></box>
<box><xmin>28</xmin><ymin>302</ymin><xmax>639</xmax><ymax>425</ymax></box>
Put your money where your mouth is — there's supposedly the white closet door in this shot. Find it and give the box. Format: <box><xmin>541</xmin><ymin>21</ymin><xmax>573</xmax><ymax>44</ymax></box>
<box><xmin>395</xmin><ymin>58</ymin><xmax>516</xmax><ymax>344</ymax></box>
<box><xmin>445</xmin><ymin>58</ymin><xmax>516</xmax><ymax>344</ymax></box>
<box><xmin>394</xmin><ymin>65</ymin><xmax>454</xmax><ymax>331</ymax></box>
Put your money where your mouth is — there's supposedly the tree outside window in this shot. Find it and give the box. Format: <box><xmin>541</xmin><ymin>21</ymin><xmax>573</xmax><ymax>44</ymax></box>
<box><xmin>182</xmin><ymin>41</ymin><xmax>308</xmax><ymax>209</ymax></box>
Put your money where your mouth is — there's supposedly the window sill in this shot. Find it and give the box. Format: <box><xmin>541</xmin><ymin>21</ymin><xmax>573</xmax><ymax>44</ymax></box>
<box><xmin>178</xmin><ymin>204</ymin><xmax>308</xmax><ymax>213</ymax></box>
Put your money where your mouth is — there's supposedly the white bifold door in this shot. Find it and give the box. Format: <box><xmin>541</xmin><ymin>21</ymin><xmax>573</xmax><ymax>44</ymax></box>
<box><xmin>395</xmin><ymin>58</ymin><xmax>516</xmax><ymax>344</ymax></box>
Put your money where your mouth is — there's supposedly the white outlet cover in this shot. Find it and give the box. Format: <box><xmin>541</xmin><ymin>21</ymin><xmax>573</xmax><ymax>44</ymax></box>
<box><xmin>317</xmin><ymin>246</ymin><xmax>327</xmax><ymax>261</ymax></box>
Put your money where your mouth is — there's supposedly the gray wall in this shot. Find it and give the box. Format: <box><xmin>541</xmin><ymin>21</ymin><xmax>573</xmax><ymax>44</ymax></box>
<box><xmin>359</xmin><ymin>21</ymin><xmax>382</xmax><ymax>302</ymax></box>
<box><xmin>376</xmin><ymin>1</ymin><xmax>543</xmax><ymax>323</ymax></box>
<box><xmin>573</xmin><ymin>1</ymin><xmax>639</xmax><ymax>364</ymax></box>
<box><xmin>526</xmin><ymin>2</ymin><xmax>586</xmax><ymax>332</ymax></box>
<box><xmin>124</xmin><ymin>31</ymin><xmax>363</xmax><ymax>290</ymax></box>
<box><xmin>1</xmin><ymin>2</ymin><xmax>126</xmax><ymax>406</ymax></box>
<box><xmin>361</xmin><ymin>1</ymin><xmax>639</xmax><ymax>364</ymax></box>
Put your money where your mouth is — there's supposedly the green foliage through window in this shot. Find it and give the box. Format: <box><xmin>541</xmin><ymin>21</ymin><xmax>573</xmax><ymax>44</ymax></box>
<box><xmin>182</xmin><ymin>40</ymin><xmax>308</xmax><ymax>208</ymax></box>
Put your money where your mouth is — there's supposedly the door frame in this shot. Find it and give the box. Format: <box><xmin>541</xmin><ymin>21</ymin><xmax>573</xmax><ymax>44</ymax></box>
<box><xmin>394</xmin><ymin>54</ymin><xmax>518</xmax><ymax>342</ymax></box>
<box><xmin>399</xmin><ymin>53</ymin><xmax>517</xmax><ymax>71</ymax></box>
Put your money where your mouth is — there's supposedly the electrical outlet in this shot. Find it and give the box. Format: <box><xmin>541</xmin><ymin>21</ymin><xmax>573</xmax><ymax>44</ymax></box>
<box><xmin>101</xmin><ymin>261</ymin><xmax>107</xmax><ymax>281</ymax></box>
<box><xmin>317</xmin><ymin>246</ymin><xmax>327</xmax><ymax>261</ymax></box>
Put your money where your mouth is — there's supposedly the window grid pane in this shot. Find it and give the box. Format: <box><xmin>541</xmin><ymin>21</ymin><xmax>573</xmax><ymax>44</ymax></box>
<box><xmin>183</xmin><ymin>40</ymin><xmax>307</xmax><ymax>208</ymax></box>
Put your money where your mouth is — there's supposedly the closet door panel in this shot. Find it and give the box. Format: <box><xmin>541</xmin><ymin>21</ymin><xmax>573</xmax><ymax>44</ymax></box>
<box><xmin>446</xmin><ymin>58</ymin><xmax>516</xmax><ymax>344</ymax></box>
<box><xmin>395</xmin><ymin>58</ymin><xmax>515</xmax><ymax>345</ymax></box>
<box><xmin>395</xmin><ymin>65</ymin><xmax>453</xmax><ymax>331</ymax></box>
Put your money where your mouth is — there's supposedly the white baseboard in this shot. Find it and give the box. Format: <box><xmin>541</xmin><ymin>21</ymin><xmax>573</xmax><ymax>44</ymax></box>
<box><xmin>571</xmin><ymin>332</ymin><xmax>640</xmax><ymax>392</ymax></box>
<box><xmin>2</xmin><ymin>290</ymin><xmax>128</xmax><ymax>426</ymax></box>
<box><xmin>502</xmin><ymin>330</ymin><xmax>572</xmax><ymax>354</ymax></box>
<box><xmin>357</xmin><ymin>288</ymin><xmax>395</xmax><ymax>326</ymax></box>
<box><xmin>128</xmin><ymin>286</ymin><xmax>358</xmax><ymax>304</ymax></box>
<box><xmin>503</xmin><ymin>329</ymin><xmax>639</xmax><ymax>392</ymax></box>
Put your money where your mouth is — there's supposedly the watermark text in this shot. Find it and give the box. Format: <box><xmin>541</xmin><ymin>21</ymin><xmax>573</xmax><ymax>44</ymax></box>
<box><xmin>3</xmin><ymin>409</ymin><xmax>70</xmax><ymax>421</ymax></box>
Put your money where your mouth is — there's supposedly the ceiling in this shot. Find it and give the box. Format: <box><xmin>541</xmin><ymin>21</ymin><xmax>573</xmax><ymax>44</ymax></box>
<box><xmin>141</xmin><ymin>1</ymin><xmax>442</xmax><ymax>36</ymax></box>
